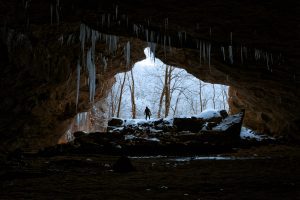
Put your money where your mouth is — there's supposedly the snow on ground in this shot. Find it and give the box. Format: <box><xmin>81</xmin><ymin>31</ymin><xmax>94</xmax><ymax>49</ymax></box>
<box><xmin>240</xmin><ymin>127</ymin><xmax>275</xmax><ymax>141</ymax></box>
<box><xmin>192</xmin><ymin>109</ymin><xmax>221</xmax><ymax>119</ymax></box>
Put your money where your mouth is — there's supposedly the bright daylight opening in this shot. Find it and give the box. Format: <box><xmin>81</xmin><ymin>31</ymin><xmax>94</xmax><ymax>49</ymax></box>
<box><xmin>107</xmin><ymin>47</ymin><xmax>229</xmax><ymax>119</ymax></box>
<box><xmin>59</xmin><ymin>48</ymin><xmax>229</xmax><ymax>143</ymax></box>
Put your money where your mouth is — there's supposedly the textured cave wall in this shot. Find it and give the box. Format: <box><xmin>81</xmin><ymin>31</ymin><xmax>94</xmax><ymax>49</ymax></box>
<box><xmin>0</xmin><ymin>24</ymin><xmax>145</xmax><ymax>151</ymax></box>
<box><xmin>0</xmin><ymin>0</ymin><xmax>300</xmax><ymax>151</ymax></box>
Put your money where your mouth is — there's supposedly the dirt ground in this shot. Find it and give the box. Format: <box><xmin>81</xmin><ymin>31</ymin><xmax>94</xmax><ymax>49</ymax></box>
<box><xmin>0</xmin><ymin>144</ymin><xmax>300</xmax><ymax>200</ymax></box>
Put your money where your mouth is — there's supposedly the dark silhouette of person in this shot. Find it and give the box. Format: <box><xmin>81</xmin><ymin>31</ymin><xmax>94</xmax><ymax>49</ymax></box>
<box><xmin>144</xmin><ymin>106</ymin><xmax>151</xmax><ymax>120</ymax></box>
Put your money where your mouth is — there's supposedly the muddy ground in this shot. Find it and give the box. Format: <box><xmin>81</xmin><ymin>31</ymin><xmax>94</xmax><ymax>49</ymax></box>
<box><xmin>0</xmin><ymin>145</ymin><xmax>300</xmax><ymax>200</ymax></box>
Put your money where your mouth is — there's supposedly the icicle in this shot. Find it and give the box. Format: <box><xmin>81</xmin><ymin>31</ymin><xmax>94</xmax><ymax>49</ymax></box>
<box><xmin>228</xmin><ymin>45</ymin><xmax>233</xmax><ymax>64</ymax></box>
<box><xmin>79</xmin><ymin>24</ymin><xmax>86</xmax><ymax>53</ymax></box>
<box><xmin>270</xmin><ymin>53</ymin><xmax>274</xmax><ymax>65</ymax></box>
<box><xmin>67</xmin><ymin>34</ymin><xmax>73</xmax><ymax>45</ymax></box>
<box><xmin>115</xmin><ymin>5</ymin><xmax>118</xmax><ymax>19</ymax></box>
<box><xmin>102</xmin><ymin>14</ymin><xmax>105</xmax><ymax>27</ymax></box>
<box><xmin>103</xmin><ymin>56</ymin><xmax>107</xmax><ymax>70</ymax></box>
<box><xmin>254</xmin><ymin>49</ymin><xmax>258</xmax><ymax>61</ymax></box>
<box><xmin>76</xmin><ymin>61</ymin><xmax>81</xmax><ymax>110</ymax></box>
<box><xmin>178</xmin><ymin>32</ymin><xmax>182</xmax><ymax>45</ymax></box>
<box><xmin>145</xmin><ymin>29</ymin><xmax>149</xmax><ymax>43</ymax></box>
<box><xmin>133</xmin><ymin>24</ymin><xmax>139</xmax><ymax>37</ymax></box>
<box><xmin>86</xmin><ymin>48</ymin><xmax>96</xmax><ymax>102</ymax></box>
<box><xmin>202</xmin><ymin>42</ymin><xmax>206</xmax><ymax>62</ymax></box>
<box><xmin>221</xmin><ymin>46</ymin><xmax>225</xmax><ymax>61</ymax></box>
<box><xmin>58</xmin><ymin>35</ymin><xmax>63</xmax><ymax>45</ymax></box>
<box><xmin>124</xmin><ymin>41</ymin><xmax>130</xmax><ymax>67</ymax></box>
<box><xmin>240</xmin><ymin>45</ymin><xmax>243</xmax><ymax>64</ymax></box>
<box><xmin>168</xmin><ymin>36</ymin><xmax>172</xmax><ymax>52</ymax></box>
<box><xmin>164</xmin><ymin>18</ymin><xmax>168</xmax><ymax>30</ymax></box>
<box><xmin>266</xmin><ymin>52</ymin><xmax>270</xmax><ymax>71</ymax></box>
<box><xmin>85</xmin><ymin>25</ymin><xmax>91</xmax><ymax>41</ymax></box>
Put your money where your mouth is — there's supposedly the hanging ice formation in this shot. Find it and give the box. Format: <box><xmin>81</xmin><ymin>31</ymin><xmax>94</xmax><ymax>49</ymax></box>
<box><xmin>240</xmin><ymin>45</ymin><xmax>243</xmax><ymax>64</ymax></box>
<box><xmin>178</xmin><ymin>32</ymin><xmax>182</xmax><ymax>46</ymax></box>
<box><xmin>79</xmin><ymin>23</ymin><xmax>116</xmax><ymax>103</ymax></box>
<box><xmin>202</xmin><ymin>42</ymin><xmax>206</xmax><ymax>62</ymax></box>
<box><xmin>168</xmin><ymin>36</ymin><xmax>172</xmax><ymax>52</ymax></box>
<box><xmin>133</xmin><ymin>24</ymin><xmax>139</xmax><ymax>37</ymax></box>
<box><xmin>79</xmin><ymin>24</ymin><xmax>86</xmax><ymax>53</ymax></box>
<box><xmin>86</xmin><ymin>48</ymin><xmax>96</xmax><ymax>102</ymax></box>
<box><xmin>149</xmin><ymin>31</ymin><xmax>156</xmax><ymax>61</ymax></box>
<box><xmin>115</xmin><ymin>5</ymin><xmax>118</xmax><ymax>19</ymax></box>
<box><xmin>228</xmin><ymin>45</ymin><xmax>233</xmax><ymax>64</ymax></box>
<box><xmin>76</xmin><ymin>61</ymin><xmax>81</xmax><ymax>110</ymax></box>
<box><xmin>102</xmin><ymin>56</ymin><xmax>107</xmax><ymax>70</ymax></box>
<box><xmin>58</xmin><ymin>35</ymin><xmax>64</xmax><ymax>45</ymax></box>
<box><xmin>208</xmin><ymin>42</ymin><xmax>211</xmax><ymax>69</ymax></box>
<box><xmin>221</xmin><ymin>46</ymin><xmax>226</xmax><ymax>61</ymax></box>
<box><xmin>164</xmin><ymin>18</ymin><xmax>168</xmax><ymax>30</ymax></box>
<box><xmin>228</xmin><ymin>32</ymin><xmax>233</xmax><ymax>64</ymax></box>
<box><xmin>124</xmin><ymin>41</ymin><xmax>130</xmax><ymax>67</ymax></box>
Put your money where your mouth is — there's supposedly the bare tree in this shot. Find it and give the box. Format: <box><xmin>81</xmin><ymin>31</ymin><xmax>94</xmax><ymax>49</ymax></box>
<box><xmin>116</xmin><ymin>72</ymin><xmax>127</xmax><ymax>117</ymax></box>
<box><xmin>220</xmin><ymin>85</ymin><xmax>228</xmax><ymax>110</ymax></box>
<box><xmin>211</xmin><ymin>84</ymin><xmax>216</xmax><ymax>109</ymax></box>
<box><xmin>198</xmin><ymin>80</ymin><xmax>207</xmax><ymax>112</ymax></box>
<box><xmin>127</xmin><ymin>69</ymin><xmax>137</xmax><ymax>118</ymax></box>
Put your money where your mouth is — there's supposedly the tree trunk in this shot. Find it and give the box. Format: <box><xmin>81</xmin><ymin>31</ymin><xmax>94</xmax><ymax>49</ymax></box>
<box><xmin>199</xmin><ymin>80</ymin><xmax>203</xmax><ymax>112</ymax></box>
<box><xmin>128</xmin><ymin>69</ymin><xmax>136</xmax><ymax>118</ymax></box>
<box><xmin>157</xmin><ymin>86</ymin><xmax>165</xmax><ymax>118</ymax></box>
<box><xmin>164</xmin><ymin>66</ymin><xmax>172</xmax><ymax>117</ymax></box>
<box><xmin>116</xmin><ymin>72</ymin><xmax>127</xmax><ymax>118</ymax></box>
<box><xmin>212</xmin><ymin>84</ymin><xmax>216</xmax><ymax>109</ymax></box>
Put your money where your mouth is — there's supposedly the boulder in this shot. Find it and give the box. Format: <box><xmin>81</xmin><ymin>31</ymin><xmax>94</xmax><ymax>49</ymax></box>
<box><xmin>108</xmin><ymin>118</ymin><xmax>124</xmax><ymax>127</ymax></box>
<box><xmin>173</xmin><ymin>118</ymin><xmax>204</xmax><ymax>132</ymax></box>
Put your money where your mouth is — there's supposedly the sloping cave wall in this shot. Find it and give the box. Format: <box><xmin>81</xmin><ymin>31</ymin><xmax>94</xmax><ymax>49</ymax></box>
<box><xmin>0</xmin><ymin>0</ymin><xmax>300</xmax><ymax>151</ymax></box>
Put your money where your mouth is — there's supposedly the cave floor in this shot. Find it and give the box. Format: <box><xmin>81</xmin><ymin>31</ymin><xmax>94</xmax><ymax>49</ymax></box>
<box><xmin>0</xmin><ymin>145</ymin><xmax>300</xmax><ymax>200</ymax></box>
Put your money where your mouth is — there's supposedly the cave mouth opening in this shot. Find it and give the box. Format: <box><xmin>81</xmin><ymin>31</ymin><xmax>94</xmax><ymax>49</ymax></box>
<box><xmin>59</xmin><ymin>48</ymin><xmax>229</xmax><ymax>143</ymax></box>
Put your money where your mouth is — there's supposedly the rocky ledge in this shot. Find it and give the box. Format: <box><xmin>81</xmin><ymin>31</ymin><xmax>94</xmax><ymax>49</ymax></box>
<box><xmin>35</xmin><ymin>109</ymin><xmax>278</xmax><ymax>157</ymax></box>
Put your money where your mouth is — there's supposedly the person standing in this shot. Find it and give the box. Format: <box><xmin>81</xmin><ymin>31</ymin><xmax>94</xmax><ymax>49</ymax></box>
<box><xmin>144</xmin><ymin>106</ymin><xmax>151</xmax><ymax>120</ymax></box>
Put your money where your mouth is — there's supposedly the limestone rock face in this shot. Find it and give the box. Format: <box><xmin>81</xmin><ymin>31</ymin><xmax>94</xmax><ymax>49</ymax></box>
<box><xmin>0</xmin><ymin>0</ymin><xmax>300</xmax><ymax>150</ymax></box>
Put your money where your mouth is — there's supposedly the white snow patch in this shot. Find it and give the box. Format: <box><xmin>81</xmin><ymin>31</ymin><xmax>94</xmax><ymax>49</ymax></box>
<box><xmin>240</xmin><ymin>127</ymin><xmax>275</xmax><ymax>141</ymax></box>
<box><xmin>124</xmin><ymin>135</ymin><xmax>136</xmax><ymax>140</ymax></box>
<box><xmin>193</xmin><ymin>109</ymin><xmax>221</xmax><ymax>119</ymax></box>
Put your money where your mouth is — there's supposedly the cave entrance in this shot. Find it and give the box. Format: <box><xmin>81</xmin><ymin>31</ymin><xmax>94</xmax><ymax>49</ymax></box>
<box><xmin>107</xmin><ymin>47</ymin><xmax>229</xmax><ymax>119</ymax></box>
<box><xmin>59</xmin><ymin>48</ymin><xmax>229</xmax><ymax>143</ymax></box>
